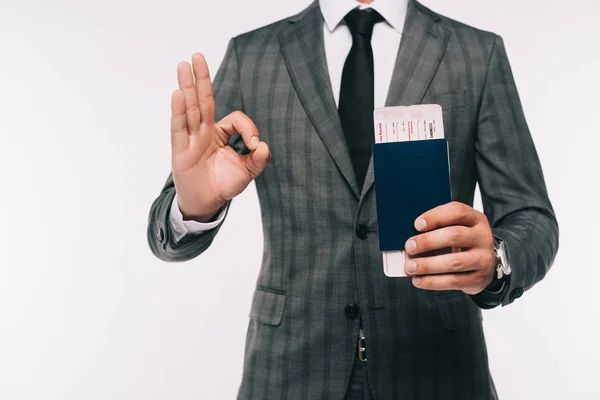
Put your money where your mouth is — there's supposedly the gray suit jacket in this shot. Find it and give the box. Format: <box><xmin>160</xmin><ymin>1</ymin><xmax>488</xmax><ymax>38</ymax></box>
<box><xmin>148</xmin><ymin>1</ymin><xmax>558</xmax><ymax>398</ymax></box>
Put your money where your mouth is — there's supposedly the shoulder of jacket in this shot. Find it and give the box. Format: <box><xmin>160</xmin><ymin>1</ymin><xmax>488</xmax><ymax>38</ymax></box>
<box><xmin>415</xmin><ymin>1</ymin><xmax>499</xmax><ymax>48</ymax></box>
<box><xmin>233</xmin><ymin>2</ymin><xmax>317</xmax><ymax>47</ymax></box>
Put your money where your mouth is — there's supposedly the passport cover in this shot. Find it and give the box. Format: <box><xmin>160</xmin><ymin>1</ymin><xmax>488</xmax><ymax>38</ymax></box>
<box><xmin>372</xmin><ymin>139</ymin><xmax>452</xmax><ymax>252</ymax></box>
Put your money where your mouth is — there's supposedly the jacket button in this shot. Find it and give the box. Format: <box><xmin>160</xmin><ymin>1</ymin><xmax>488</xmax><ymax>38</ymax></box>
<box><xmin>345</xmin><ymin>303</ymin><xmax>360</xmax><ymax>319</ymax></box>
<box><xmin>510</xmin><ymin>287</ymin><xmax>524</xmax><ymax>302</ymax></box>
<box><xmin>355</xmin><ymin>224</ymin><xmax>369</xmax><ymax>240</ymax></box>
<box><xmin>156</xmin><ymin>227</ymin><xmax>164</xmax><ymax>242</ymax></box>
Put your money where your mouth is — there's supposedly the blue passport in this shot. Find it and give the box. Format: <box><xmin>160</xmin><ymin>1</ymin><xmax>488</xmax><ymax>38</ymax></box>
<box><xmin>372</xmin><ymin>139</ymin><xmax>452</xmax><ymax>252</ymax></box>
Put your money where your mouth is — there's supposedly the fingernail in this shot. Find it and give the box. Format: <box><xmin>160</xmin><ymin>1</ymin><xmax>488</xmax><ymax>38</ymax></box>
<box><xmin>250</xmin><ymin>136</ymin><xmax>259</xmax><ymax>148</ymax></box>
<box><xmin>413</xmin><ymin>277</ymin><xmax>422</xmax><ymax>287</ymax></box>
<box><xmin>415</xmin><ymin>218</ymin><xmax>427</xmax><ymax>231</ymax></box>
<box><xmin>405</xmin><ymin>239</ymin><xmax>417</xmax><ymax>253</ymax></box>
<box><xmin>405</xmin><ymin>261</ymin><xmax>417</xmax><ymax>274</ymax></box>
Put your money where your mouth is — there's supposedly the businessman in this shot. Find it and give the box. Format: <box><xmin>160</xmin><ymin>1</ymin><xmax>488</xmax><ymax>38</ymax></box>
<box><xmin>148</xmin><ymin>0</ymin><xmax>558</xmax><ymax>398</ymax></box>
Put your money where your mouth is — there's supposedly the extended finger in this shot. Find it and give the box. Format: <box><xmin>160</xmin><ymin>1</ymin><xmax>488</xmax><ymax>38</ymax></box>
<box><xmin>404</xmin><ymin>251</ymin><xmax>479</xmax><ymax>276</ymax></box>
<box><xmin>177</xmin><ymin>61</ymin><xmax>201</xmax><ymax>133</ymax></box>
<box><xmin>405</xmin><ymin>226</ymin><xmax>476</xmax><ymax>255</ymax></box>
<box><xmin>170</xmin><ymin>90</ymin><xmax>188</xmax><ymax>153</ymax></box>
<box><xmin>191</xmin><ymin>53</ymin><xmax>215</xmax><ymax>125</ymax></box>
<box><xmin>411</xmin><ymin>271</ymin><xmax>480</xmax><ymax>292</ymax></box>
<box><xmin>414</xmin><ymin>202</ymin><xmax>481</xmax><ymax>232</ymax></box>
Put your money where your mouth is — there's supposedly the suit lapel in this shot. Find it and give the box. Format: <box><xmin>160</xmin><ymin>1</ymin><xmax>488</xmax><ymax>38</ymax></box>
<box><xmin>278</xmin><ymin>2</ymin><xmax>361</xmax><ymax>199</ymax></box>
<box><xmin>360</xmin><ymin>0</ymin><xmax>451</xmax><ymax>200</ymax></box>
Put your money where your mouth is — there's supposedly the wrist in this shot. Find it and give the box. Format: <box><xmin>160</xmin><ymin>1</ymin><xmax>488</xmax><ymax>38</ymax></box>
<box><xmin>178</xmin><ymin>197</ymin><xmax>227</xmax><ymax>223</ymax></box>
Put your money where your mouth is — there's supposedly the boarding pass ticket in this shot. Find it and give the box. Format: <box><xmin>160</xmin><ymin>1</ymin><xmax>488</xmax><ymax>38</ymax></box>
<box><xmin>373</xmin><ymin>104</ymin><xmax>447</xmax><ymax>277</ymax></box>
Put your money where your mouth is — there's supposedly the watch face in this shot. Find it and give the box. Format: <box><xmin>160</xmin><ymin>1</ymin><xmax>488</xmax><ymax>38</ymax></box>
<box><xmin>496</xmin><ymin>240</ymin><xmax>511</xmax><ymax>275</ymax></box>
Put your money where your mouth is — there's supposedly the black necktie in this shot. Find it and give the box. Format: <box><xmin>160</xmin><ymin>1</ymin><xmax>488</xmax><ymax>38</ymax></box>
<box><xmin>338</xmin><ymin>8</ymin><xmax>384</xmax><ymax>189</ymax></box>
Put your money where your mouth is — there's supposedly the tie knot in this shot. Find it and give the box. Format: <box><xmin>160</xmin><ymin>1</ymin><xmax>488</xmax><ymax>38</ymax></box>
<box><xmin>344</xmin><ymin>8</ymin><xmax>384</xmax><ymax>38</ymax></box>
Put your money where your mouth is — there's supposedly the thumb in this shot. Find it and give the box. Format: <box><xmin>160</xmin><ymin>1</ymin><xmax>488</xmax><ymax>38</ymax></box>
<box><xmin>244</xmin><ymin>141</ymin><xmax>270</xmax><ymax>179</ymax></box>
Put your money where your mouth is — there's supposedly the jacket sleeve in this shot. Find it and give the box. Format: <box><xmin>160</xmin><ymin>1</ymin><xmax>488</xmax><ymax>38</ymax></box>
<box><xmin>472</xmin><ymin>35</ymin><xmax>559</xmax><ymax>307</ymax></box>
<box><xmin>147</xmin><ymin>37</ymin><xmax>245</xmax><ymax>262</ymax></box>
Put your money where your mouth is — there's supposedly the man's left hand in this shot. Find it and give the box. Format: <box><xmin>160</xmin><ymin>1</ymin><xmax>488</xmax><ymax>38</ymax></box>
<box><xmin>404</xmin><ymin>202</ymin><xmax>496</xmax><ymax>295</ymax></box>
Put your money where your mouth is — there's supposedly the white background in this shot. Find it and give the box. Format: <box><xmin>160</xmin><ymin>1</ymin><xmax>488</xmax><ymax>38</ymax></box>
<box><xmin>1</xmin><ymin>0</ymin><xmax>598</xmax><ymax>399</ymax></box>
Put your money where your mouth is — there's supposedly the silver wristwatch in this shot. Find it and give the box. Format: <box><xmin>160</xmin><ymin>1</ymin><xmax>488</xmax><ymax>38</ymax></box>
<box><xmin>493</xmin><ymin>238</ymin><xmax>512</xmax><ymax>280</ymax></box>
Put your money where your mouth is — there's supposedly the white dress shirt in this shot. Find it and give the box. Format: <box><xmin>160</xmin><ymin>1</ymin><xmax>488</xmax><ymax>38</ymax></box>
<box><xmin>170</xmin><ymin>0</ymin><xmax>408</xmax><ymax>242</ymax></box>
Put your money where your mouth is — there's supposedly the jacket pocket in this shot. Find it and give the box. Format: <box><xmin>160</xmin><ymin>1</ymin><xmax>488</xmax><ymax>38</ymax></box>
<box><xmin>249</xmin><ymin>287</ymin><xmax>287</xmax><ymax>327</ymax></box>
<box><xmin>436</xmin><ymin>293</ymin><xmax>482</xmax><ymax>331</ymax></box>
<box><xmin>429</xmin><ymin>89</ymin><xmax>467</xmax><ymax>110</ymax></box>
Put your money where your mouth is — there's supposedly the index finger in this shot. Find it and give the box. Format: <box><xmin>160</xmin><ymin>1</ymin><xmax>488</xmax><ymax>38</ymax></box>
<box><xmin>415</xmin><ymin>202</ymin><xmax>480</xmax><ymax>232</ymax></box>
<box><xmin>217</xmin><ymin>111</ymin><xmax>260</xmax><ymax>149</ymax></box>
<box><xmin>191</xmin><ymin>53</ymin><xmax>215</xmax><ymax>125</ymax></box>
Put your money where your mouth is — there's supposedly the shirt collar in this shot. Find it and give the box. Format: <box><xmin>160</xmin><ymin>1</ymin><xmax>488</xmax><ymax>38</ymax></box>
<box><xmin>319</xmin><ymin>0</ymin><xmax>409</xmax><ymax>34</ymax></box>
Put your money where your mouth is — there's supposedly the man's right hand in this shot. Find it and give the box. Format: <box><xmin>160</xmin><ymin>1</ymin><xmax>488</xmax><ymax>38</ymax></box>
<box><xmin>171</xmin><ymin>53</ymin><xmax>270</xmax><ymax>222</ymax></box>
